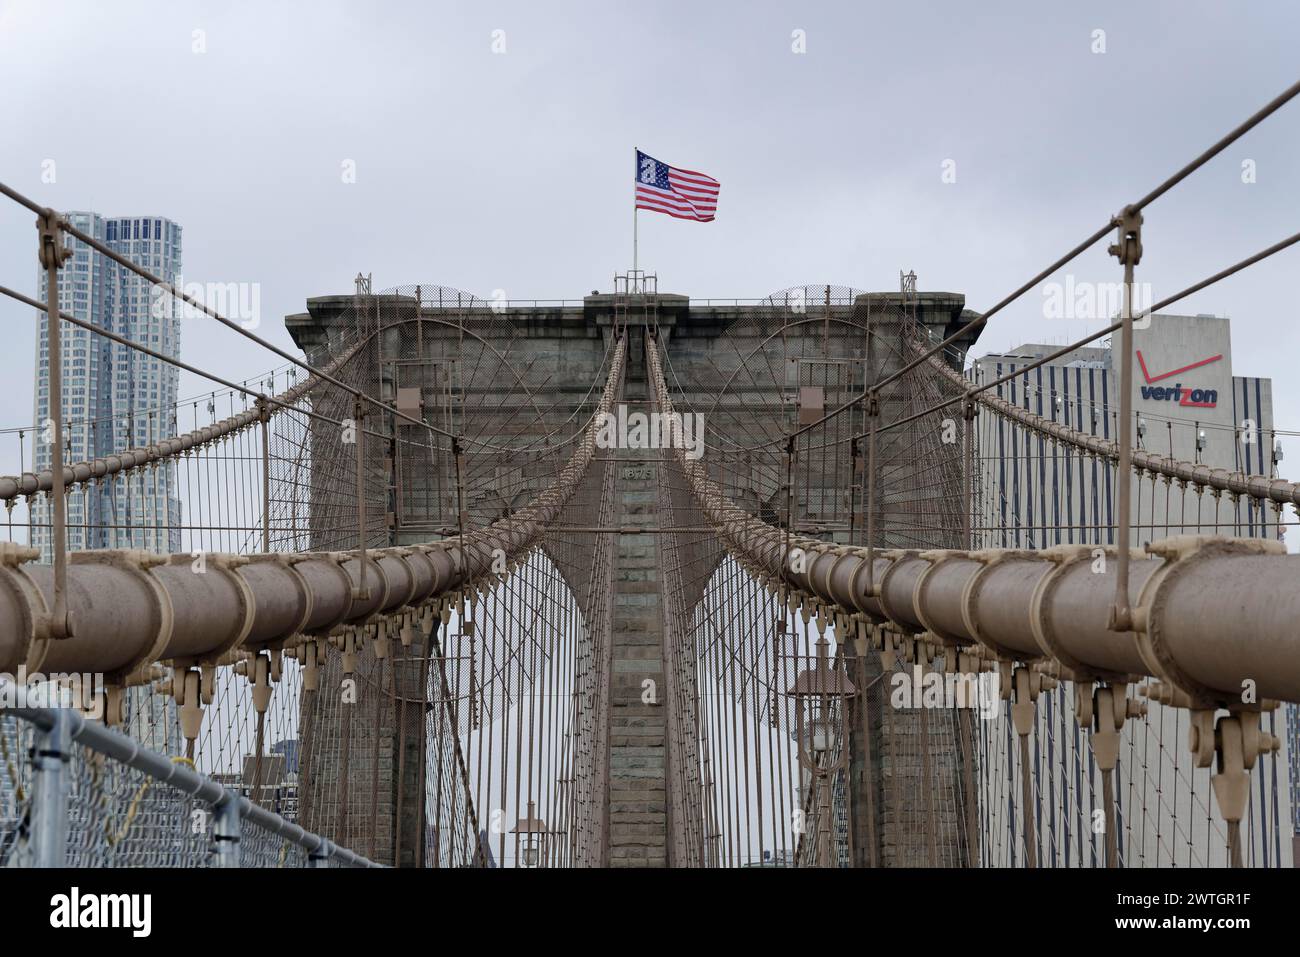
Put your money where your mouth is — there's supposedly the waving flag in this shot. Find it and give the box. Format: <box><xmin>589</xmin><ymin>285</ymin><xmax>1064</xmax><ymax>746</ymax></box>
<box><xmin>635</xmin><ymin>150</ymin><xmax>720</xmax><ymax>222</ymax></box>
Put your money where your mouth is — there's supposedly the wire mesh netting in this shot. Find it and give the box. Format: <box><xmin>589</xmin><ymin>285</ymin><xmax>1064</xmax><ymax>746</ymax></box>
<box><xmin>0</xmin><ymin>714</ymin><xmax>358</xmax><ymax>867</ymax></box>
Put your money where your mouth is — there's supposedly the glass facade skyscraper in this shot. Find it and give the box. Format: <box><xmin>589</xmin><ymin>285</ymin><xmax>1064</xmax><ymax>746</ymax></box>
<box><xmin>29</xmin><ymin>212</ymin><xmax>185</xmax><ymax>756</ymax></box>
<box><xmin>31</xmin><ymin>211</ymin><xmax>183</xmax><ymax>557</ymax></box>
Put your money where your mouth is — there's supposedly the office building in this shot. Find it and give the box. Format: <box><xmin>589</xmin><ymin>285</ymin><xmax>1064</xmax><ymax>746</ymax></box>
<box><xmin>973</xmin><ymin>313</ymin><xmax>1280</xmax><ymax>549</ymax></box>
<box><xmin>32</xmin><ymin>211</ymin><xmax>183</xmax><ymax>557</ymax></box>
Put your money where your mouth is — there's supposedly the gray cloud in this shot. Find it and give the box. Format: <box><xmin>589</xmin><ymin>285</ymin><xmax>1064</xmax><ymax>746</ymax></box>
<box><xmin>1</xmin><ymin>0</ymin><xmax>1297</xmax><ymax>504</ymax></box>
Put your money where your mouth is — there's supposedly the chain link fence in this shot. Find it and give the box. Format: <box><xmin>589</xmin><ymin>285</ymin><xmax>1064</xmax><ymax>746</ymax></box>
<box><xmin>0</xmin><ymin>709</ymin><xmax>379</xmax><ymax>868</ymax></box>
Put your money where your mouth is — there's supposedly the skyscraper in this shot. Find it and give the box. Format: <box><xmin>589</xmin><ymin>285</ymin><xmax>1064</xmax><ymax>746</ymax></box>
<box><xmin>31</xmin><ymin>212</ymin><xmax>184</xmax><ymax>756</ymax></box>
<box><xmin>31</xmin><ymin>211</ymin><xmax>183</xmax><ymax>557</ymax></box>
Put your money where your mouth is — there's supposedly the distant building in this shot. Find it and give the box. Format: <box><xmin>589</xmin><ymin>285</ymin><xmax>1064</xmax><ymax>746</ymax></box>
<box><xmin>215</xmin><ymin>751</ymin><xmax>298</xmax><ymax>821</ymax></box>
<box><xmin>32</xmin><ymin>210</ymin><xmax>183</xmax><ymax>557</ymax></box>
<box><xmin>973</xmin><ymin>314</ymin><xmax>1279</xmax><ymax>550</ymax></box>
<box><xmin>271</xmin><ymin>738</ymin><xmax>300</xmax><ymax>775</ymax></box>
<box><xmin>239</xmin><ymin>753</ymin><xmax>297</xmax><ymax>820</ymax></box>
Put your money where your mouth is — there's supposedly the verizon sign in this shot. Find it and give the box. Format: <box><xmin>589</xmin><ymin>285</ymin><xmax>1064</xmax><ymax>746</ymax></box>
<box><xmin>1129</xmin><ymin>314</ymin><xmax>1237</xmax><ymax>484</ymax></box>
<box><xmin>1137</xmin><ymin>350</ymin><xmax>1223</xmax><ymax>408</ymax></box>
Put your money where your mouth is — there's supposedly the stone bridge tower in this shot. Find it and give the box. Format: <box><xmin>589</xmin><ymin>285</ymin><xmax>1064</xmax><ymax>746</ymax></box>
<box><xmin>285</xmin><ymin>283</ymin><xmax>982</xmax><ymax>867</ymax></box>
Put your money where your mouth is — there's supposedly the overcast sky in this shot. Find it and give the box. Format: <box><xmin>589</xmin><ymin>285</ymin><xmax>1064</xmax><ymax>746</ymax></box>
<box><xmin>2</xmin><ymin>0</ymin><xmax>1299</xmax><ymax>472</ymax></box>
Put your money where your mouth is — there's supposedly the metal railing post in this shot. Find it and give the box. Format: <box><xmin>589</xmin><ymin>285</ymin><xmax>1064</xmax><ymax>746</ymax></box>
<box><xmin>30</xmin><ymin>708</ymin><xmax>71</xmax><ymax>867</ymax></box>
<box><xmin>213</xmin><ymin>796</ymin><xmax>242</xmax><ymax>867</ymax></box>
<box><xmin>37</xmin><ymin>209</ymin><xmax>74</xmax><ymax>638</ymax></box>
<box><xmin>308</xmin><ymin>839</ymin><xmax>333</xmax><ymax>868</ymax></box>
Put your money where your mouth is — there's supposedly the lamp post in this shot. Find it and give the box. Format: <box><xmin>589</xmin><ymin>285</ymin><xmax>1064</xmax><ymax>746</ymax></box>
<box><xmin>786</xmin><ymin>635</ymin><xmax>856</xmax><ymax>868</ymax></box>
<box><xmin>511</xmin><ymin>800</ymin><xmax>548</xmax><ymax>868</ymax></box>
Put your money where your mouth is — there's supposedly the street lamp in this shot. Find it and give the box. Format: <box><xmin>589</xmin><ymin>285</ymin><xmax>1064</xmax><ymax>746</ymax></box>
<box><xmin>785</xmin><ymin>635</ymin><xmax>856</xmax><ymax>867</ymax></box>
<box><xmin>511</xmin><ymin>800</ymin><xmax>548</xmax><ymax>868</ymax></box>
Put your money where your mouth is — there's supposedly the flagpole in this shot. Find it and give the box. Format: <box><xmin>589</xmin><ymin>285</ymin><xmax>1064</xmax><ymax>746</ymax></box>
<box><xmin>632</xmin><ymin>146</ymin><xmax>639</xmax><ymax>277</ymax></box>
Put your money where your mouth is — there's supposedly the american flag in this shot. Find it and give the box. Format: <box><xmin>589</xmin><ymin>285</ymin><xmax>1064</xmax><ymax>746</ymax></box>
<box><xmin>635</xmin><ymin>150</ymin><xmax>720</xmax><ymax>222</ymax></box>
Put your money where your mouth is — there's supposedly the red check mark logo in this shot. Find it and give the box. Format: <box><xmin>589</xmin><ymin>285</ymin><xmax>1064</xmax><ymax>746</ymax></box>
<box><xmin>1136</xmin><ymin>350</ymin><xmax>1222</xmax><ymax>407</ymax></box>
<box><xmin>1136</xmin><ymin>350</ymin><xmax>1222</xmax><ymax>384</ymax></box>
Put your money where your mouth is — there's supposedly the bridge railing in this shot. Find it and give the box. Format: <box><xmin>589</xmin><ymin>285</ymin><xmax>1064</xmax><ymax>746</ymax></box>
<box><xmin>0</xmin><ymin>703</ymin><xmax>380</xmax><ymax>868</ymax></box>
